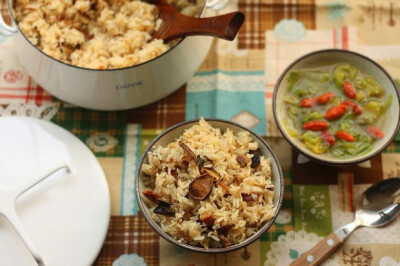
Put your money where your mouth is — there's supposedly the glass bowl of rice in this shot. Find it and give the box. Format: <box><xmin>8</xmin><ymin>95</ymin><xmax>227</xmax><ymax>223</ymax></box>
<box><xmin>136</xmin><ymin>118</ymin><xmax>284</xmax><ymax>253</ymax></box>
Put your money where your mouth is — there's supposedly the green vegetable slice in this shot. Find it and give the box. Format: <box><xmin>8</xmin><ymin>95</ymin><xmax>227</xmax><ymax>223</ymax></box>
<box><xmin>333</xmin><ymin>64</ymin><xmax>358</xmax><ymax>88</ymax></box>
<box><xmin>301</xmin><ymin>111</ymin><xmax>324</xmax><ymax>123</ymax></box>
<box><xmin>303</xmin><ymin>71</ymin><xmax>330</xmax><ymax>82</ymax></box>
<box><xmin>355</xmin><ymin>77</ymin><xmax>383</xmax><ymax>97</ymax></box>
<box><xmin>300</xmin><ymin>131</ymin><xmax>330</xmax><ymax>154</ymax></box>
<box><xmin>286</xmin><ymin>71</ymin><xmax>300</xmax><ymax>90</ymax></box>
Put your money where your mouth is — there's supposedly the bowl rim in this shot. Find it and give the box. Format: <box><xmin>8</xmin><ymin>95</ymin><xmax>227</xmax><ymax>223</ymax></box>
<box><xmin>272</xmin><ymin>48</ymin><xmax>400</xmax><ymax>166</ymax></box>
<box><xmin>135</xmin><ymin>118</ymin><xmax>284</xmax><ymax>253</ymax></box>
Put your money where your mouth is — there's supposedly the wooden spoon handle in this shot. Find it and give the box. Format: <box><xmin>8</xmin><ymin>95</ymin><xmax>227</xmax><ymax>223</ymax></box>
<box><xmin>289</xmin><ymin>232</ymin><xmax>343</xmax><ymax>266</ymax></box>
<box><xmin>155</xmin><ymin>11</ymin><xmax>245</xmax><ymax>43</ymax></box>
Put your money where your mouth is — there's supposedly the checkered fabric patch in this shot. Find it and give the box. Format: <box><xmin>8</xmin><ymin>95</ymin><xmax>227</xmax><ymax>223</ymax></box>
<box><xmin>238</xmin><ymin>0</ymin><xmax>316</xmax><ymax>49</ymax></box>
<box><xmin>94</xmin><ymin>213</ymin><xmax>160</xmax><ymax>266</ymax></box>
<box><xmin>126</xmin><ymin>85</ymin><xmax>186</xmax><ymax>130</ymax></box>
<box><xmin>51</xmin><ymin>107</ymin><xmax>127</xmax><ymax>157</ymax></box>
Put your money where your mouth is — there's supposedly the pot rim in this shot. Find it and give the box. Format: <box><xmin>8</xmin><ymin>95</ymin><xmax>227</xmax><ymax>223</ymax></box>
<box><xmin>6</xmin><ymin>0</ymin><xmax>207</xmax><ymax>72</ymax></box>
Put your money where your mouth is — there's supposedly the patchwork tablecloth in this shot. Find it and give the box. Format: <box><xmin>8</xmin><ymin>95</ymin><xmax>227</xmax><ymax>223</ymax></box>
<box><xmin>0</xmin><ymin>0</ymin><xmax>399</xmax><ymax>265</ymax></box>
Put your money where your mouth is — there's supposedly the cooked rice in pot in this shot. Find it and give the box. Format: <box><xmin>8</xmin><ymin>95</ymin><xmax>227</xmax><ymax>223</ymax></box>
<box><xmin>13</xmin><ymin>0</ymin><xmax>202</xmax><ymax>69</ymax></box>
<box><xmin>141</xmin><ymin>119</ymin><xmax>276</xmax><ymax>248</ymax></box>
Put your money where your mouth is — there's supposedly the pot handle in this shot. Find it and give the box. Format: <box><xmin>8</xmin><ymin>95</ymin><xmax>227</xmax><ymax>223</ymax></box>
<box><xmin>206</xmin><ymin>0</ymin><xmax>231</xmax><ymax>11</ymax></box>
<box><xmin>0</xmin><ymin>4</ymin><xmax>18</xmax><ymax>36</ymax></box>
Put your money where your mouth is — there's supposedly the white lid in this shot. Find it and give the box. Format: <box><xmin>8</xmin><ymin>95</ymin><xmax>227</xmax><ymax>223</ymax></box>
<box><xmin>0</xmin><ymin>117</ymin><xmax>110</xmax><ymax>265</ymax></box>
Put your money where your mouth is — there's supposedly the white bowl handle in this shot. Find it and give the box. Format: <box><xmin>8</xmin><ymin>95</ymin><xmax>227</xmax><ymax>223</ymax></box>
<box><xmin>0</xmin><ymin>4</ymin><xmax>18</xmax><ymax>36</ymax></box>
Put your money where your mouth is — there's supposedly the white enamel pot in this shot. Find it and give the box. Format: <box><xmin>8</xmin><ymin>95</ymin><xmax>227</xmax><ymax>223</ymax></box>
<box><xmin>0</xmin><ymin>1</ymin><xmax>220</xmax><ymax>110</ymax></box>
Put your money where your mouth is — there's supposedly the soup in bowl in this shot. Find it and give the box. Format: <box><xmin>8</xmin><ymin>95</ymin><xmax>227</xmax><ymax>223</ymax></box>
<box><xmin>273</xmin><ymin>49</ymin><xmax>400</xmax><ymax>165</ymax></box>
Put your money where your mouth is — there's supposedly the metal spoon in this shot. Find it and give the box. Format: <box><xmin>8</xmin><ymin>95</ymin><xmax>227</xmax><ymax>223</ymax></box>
<box><xmin>290</xmin><ymin>177</ymin><xmax>400</xmax><ymax>266</ymax></box>
<box><xmin>152</xmin><ymin>0</ymin><xmax>245</xmax><ymax>43</ymax></box>
<box><xmin>0</xmin><ymin>164</ymin><xmax>70</xmax><ymax>266</ymax></box>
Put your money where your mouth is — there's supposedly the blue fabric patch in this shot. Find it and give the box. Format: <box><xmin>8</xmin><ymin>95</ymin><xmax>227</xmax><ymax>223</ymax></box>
<box><xmin>326</xmin><ymin>0</ymin><xmax>349</xmax><ymax>23</ymax></box>
<box><xmin>274</xmin><ymin>19</ymin><xmax>306</xmax><ymax>42</ymax></box>
<box><xmin>121</xmin><ymin>124</ymin><xmax>141</xmax><ymax>215</ymax></box>
<box><xmin>186</xmin><ymin>90</ymin><xmax>266</xmax><ymax>135</ymax></box>
<box><xmin>112</xmin><ymin>254</ymin><xmax>147</xmax><ymax>266</ymax></box>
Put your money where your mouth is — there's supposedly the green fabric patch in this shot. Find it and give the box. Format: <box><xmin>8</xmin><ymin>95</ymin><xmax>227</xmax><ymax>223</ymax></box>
<box><xmin>52</xmin><ymin>107</ymin><xmax>127</xmax><ymax>157</ymax></box>
<box><xmin>293</xmin><ymin>185</ymin><xmax>332</xmax><ymax>236</ymax></box>
<box><xmin>139</xmin><ymin>129</ymin><xmax>161</xmax><ymax>155</ymax></box>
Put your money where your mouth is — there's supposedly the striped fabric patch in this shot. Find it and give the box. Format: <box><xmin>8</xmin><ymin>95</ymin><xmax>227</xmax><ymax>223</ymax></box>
<box><xmin>264</xmin><ymin>27</ymin><xmax>356</xmax><ymax>92</ymax></box>
<box><xmin>188</xmin><ymin>70</ymin><xmax>265</xmax><ymax>92</ymax></box>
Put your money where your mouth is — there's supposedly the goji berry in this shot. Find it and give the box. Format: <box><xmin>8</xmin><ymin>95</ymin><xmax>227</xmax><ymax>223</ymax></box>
<box><xmin>343</xmin><ymin>81</ymin><xmax>356</xmax><ymax>99</ymax></box>
<box><xmin>303</xmin><ymin>121</ymin><xmax>329</xmax><ymax>131</ymax></box>
<box><xmin>325</xmin><ymin>104</ymin><xmax>348</xmax><ymax>120</ymax></box>
<box><xmin>366</xmin><ymin>126</ymin><xmax>384</xmax><ymax>139</ymax></box>
<box><xmin>336</xmin><ymin>131</ymin><xmax>355</xmax><ymax>142</ymax></box>
<box><xmin>342</xmin><ymin>100</ymin><xmax>362</xmax><ymax>115</ymax></box>
<box><xmin>322</xmin><ymin>130</ymin><xmax>336</xmax><ymax>145</ymax></box>
<box><xmin>300</xmin><ymin>98</ymin><xmax>315</xmax><ymax>108</ymax></box>
<box><xmin>317</xmin><ymin>92</ymin><xmax>335</xmax><ymax>104</ymax></box>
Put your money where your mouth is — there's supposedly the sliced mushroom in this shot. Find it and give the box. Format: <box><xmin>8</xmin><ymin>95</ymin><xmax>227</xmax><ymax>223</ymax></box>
<box><xmin>217</xmin><ymin>224</ymin><xmax>234</xmax><ymax>235</ymax></box>
<box><xmin>236</xmin><ymin>155</ymin><xmax>250</xmax><ymax>167</ymax></box>
<box><xmin>183</xmin><ymin>209</ymin><xmax>193</xmax><ymax>221</ymax></box>
<box><xmin>158</xmin><ymin>200</ymin><xmax>171</xmax><ymax>208</ymax></box>
<box><xmin>180</xmin><ymin>161</ymin><xmax>189</xmax><ymax>172</ymax></box>
<box><xmin>251</xmin><ymin>154</ymin><xmax>260</xmax><ymax>168</ymax></box>
<box><xmin>153</xmin><ymin>200</ymin><xmax>175</xmax><ymax>217</ymax></box>
<box><xmin>200</xmin><ymin>211</ymin><xmax>215</xmax><ymax>227</ymax></box>
<box><xmin>241</xmin><ymin>193</ymin><xmax>256</xmax><ymax>202</ymax></box>
<box><xmin>143</xmin><ymin>190</ymin><xmax>160</xmax><ymax>203</ymax></box>
<box><xmin>201</xmin><ymin>168</ymin><xmax>220</xmax><ymax>182</ymax></box>
<box><xmin>188</xmin><ymin>174</ymin><xmax>214</xmax><ymax>200</ymax></box>
<box><xmin>179</xmin><ymin>141</ymin><xmax>197</xmax><ymax>164</ymax></box>
<box><xmin>170</xmin><ymin>168</ymin><xmax>179</xmax><ymax>177</ymax></box>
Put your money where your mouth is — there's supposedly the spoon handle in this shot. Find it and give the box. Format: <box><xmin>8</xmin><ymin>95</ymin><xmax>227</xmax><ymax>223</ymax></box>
<box><xmin>154</xmin><ymin>11</ymin><xmax>245</xmax><ymax>43</ymax></box>
<box><xmin>289</xmin><ymin>232</ymin><xmax>342</xmax><ymax>266</ymax></box>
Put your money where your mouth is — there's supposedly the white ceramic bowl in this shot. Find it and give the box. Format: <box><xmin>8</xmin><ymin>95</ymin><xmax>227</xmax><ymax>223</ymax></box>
<box><xmin>273</xmin><ymin>49</ymin><xmax>400</xmax><ymax>165</ymax></box>
<box><xmin>135</xmin><ymin>119</ymin><xmax>284</xmax><ymax>253</ymax></box>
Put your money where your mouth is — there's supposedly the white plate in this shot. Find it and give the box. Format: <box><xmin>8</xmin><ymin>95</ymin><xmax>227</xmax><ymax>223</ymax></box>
<box><xmin>0</xmin><ymin>117</ymin><xmax>110</xmax><ymax>265</ymax></box>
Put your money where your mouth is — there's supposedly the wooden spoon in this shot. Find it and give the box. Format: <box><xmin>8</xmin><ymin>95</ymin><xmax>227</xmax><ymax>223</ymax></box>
<box><xmin>152</xmin><ymin>0</ymin><xmax>245</xmax><ymax>43</ymax></box>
